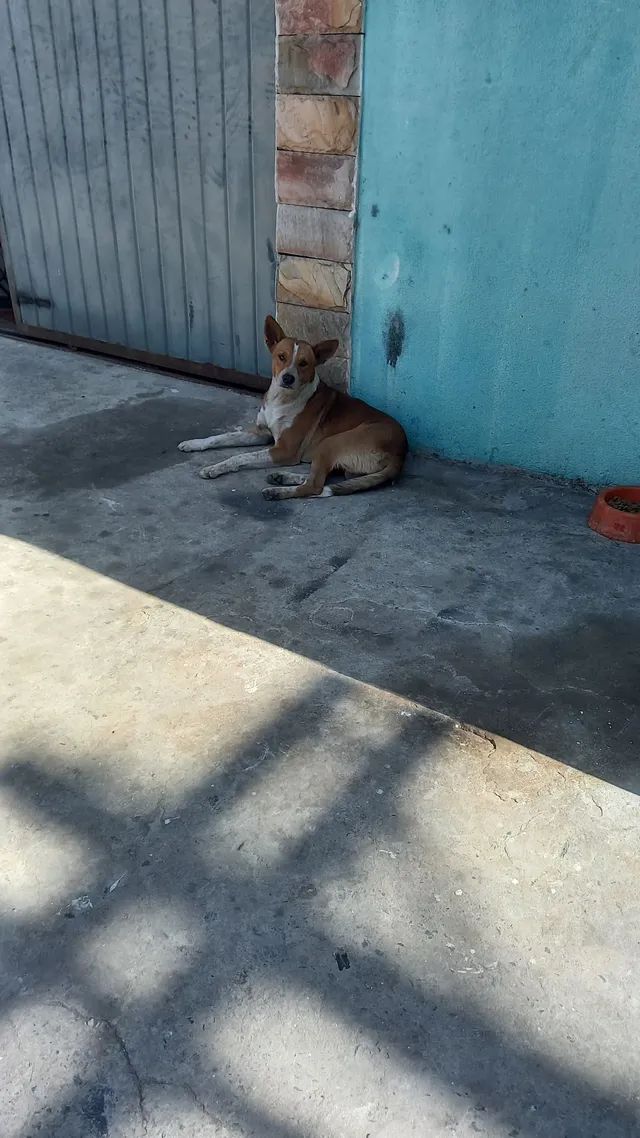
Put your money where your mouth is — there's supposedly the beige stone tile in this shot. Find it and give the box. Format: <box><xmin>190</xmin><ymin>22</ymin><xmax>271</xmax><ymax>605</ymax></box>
<box><xmin>276</xmin><ymin>303</ymin><xmax>351</xmax><ymax>356</ymax></box>
<box><xmin>278</xmin><ymin>34</ymin><xmax>361</xmax><ymax>95</ymax></box>
<box><xmin>276</xmin><ymin>152</ymin><xmax>356</xmax><ymax>210</ymax></box>
<box><xmin>277</xmin><ymin>204</ymin><xmax>354</xmax><ymax>262</ymax></box>
<box><xmin>277</xmin><ymin>256</ymin><xmax>351</xmax><ymax>311</ymax></box>
<box><xmin>277</xmin><ymin>94</ymin><xmax>359</xmax><ymax>155</ymax></box>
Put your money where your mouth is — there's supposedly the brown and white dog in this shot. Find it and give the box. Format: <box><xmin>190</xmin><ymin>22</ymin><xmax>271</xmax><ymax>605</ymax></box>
<box><xmin>178</xmin><ymin>315</ymin><xmax>408</xmax><ymax>500</ymax></box>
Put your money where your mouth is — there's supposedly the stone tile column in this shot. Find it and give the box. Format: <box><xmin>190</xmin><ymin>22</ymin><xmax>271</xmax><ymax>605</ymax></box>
<box><xmin>275</xmin><ymin>1</ymin><xmax>364</xmax><ymax>391</ymax></box>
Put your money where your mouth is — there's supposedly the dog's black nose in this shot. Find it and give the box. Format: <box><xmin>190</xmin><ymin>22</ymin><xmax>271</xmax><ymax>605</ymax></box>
<box><xmin>281</xmin><ymin>372</ymin><xmax>295</xmax><ymax>388</ymax></box>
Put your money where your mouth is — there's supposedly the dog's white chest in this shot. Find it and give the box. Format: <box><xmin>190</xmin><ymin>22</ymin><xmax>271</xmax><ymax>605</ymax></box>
<box><xmin>258</xmin><ymin>382</ymin><xmax>317</xmax><ymax>442</ymax></box>
<box><xmin>259</xmin><ymin>399</ymin><xmax>297</xmax><ymax>442</ymax></box>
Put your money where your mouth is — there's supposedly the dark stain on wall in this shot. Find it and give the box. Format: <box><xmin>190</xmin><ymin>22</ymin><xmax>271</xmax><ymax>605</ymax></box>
<box><xmin>385</xmin><ymin>310</ymin><xmax>405</xmax><ymax>368</ymax></box>
<box><xmin>371</xmin><ymin>203</ymin><xmax>379</xmax><ymax>217</ymax></box>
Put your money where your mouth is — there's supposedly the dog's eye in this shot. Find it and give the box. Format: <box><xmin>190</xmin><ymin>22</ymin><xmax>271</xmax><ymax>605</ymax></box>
<box><xmin>298</xmin><ymin>359</ymin><xmax>308</xmax><ymax>368</ymax></box>
<box><xmin>278</xmin><ymin>352</ymin><xmax>286</xmax><ymax>362</ymax></box>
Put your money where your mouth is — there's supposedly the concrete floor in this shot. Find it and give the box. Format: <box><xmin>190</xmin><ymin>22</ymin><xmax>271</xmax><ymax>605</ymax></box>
<box><xmin>1</xmin><ymin>336</ymin><xmax>639</xmax><ymax>1137</ymax></box>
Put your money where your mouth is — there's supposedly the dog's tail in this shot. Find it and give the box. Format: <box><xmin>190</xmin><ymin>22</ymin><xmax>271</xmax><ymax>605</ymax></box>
<box><xmin>329</xmin><ymin>458</ymin><xmax>404</xmax><ymax>496</ymax></box>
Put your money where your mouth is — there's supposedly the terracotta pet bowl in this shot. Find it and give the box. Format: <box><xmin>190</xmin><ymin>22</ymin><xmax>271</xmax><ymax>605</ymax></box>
<box><xmin>588</xmin><ymin>486</ymin><xmax>640</xmax><ymax>543</ymax></box>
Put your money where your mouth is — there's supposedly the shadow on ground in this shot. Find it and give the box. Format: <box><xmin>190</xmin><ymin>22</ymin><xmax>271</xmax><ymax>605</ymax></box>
<box><xmin>2</xmin><ymin>349</ymin><xmax>638</xmax><ymax>792</ymax></box>
<box><xmin>2</xmin><ymin>343</ymin><xmax>640</xmax><ymax>1135</ymax></box>
<box><xmin>1</xmin><ymin>680</ymin><xmax>637</xmax><ymax>1137</ymax></box>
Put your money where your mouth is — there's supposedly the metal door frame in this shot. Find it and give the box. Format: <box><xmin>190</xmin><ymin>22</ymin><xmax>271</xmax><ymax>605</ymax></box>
<box><xmin>0</xmin><ymin>197</ymin><xmax>268</xmax><ymax>392</ymax></box>
<box><xmin>0</xmin><ymin>0</ymin><xmax>274</xmax><ymax>395</ymax></box>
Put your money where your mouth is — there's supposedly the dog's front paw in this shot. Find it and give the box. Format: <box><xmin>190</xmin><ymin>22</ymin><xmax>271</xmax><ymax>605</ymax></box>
<box><xmin>262</xmin><ymin>486</ymin><xmax>286</xmax><ymax>501</ymax></box>
<box><xmin>178</xmin><ymin>439</ymin><xmax>205</xmax><ymax>452</ymax></box>
<box><xmin>266</xmin><ymin>471</ymin><xmax>286</xmax><ymax>485</ymax></box>
<box><xmin>199</xmin><ymin>465</ymin><xmax>221</xmax><ymax>480</ymax></box>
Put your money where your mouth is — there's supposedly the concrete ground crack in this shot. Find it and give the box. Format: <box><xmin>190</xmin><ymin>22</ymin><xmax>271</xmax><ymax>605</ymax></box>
<box><xmin>49</xmin><ymin>998</ymin><xmax>94</xmax><ymax>1026</ymax></box>
<box><xmin>589</xmin><ymin>793</ymin><xmax>604</xmax><ymax>817</ymax></box>
<box><xmin>101</xmin><ymin>1018</ymin><xmax>146</xmax><ymax>1132</ymax></box>
<box><xmin>143</xmin><ymin>1076</ymin><xmax>220</xmax><ymax>1124</ymax></box>
<box><xmin>462</xmin><ymin>722</ymin><xmax>497</xmax><ymax>751</ymax></box>
<box><xmin>503</xmin><ymin>812</ymin><xmax>545</xmax><ymax>862</ymax></box>
<box><xmin>50</xmin><ymin>1005</ymin><xmax>218</xmax><ymax>1133</ymax></box>
<box><xmin>46</xmin><ymin>1002</ymin><xmax>147</xmax><ymax>1131</ymax></box>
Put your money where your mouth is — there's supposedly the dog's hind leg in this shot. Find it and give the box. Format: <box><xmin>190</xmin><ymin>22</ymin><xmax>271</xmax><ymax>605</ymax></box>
<box><xmin>265</xmin><ymin>472</ymin><xmax>306</xmax><ymax>486</ymax></box>
<box><xmin>263</xmin><ymin>451</ymin><xmax>332</xmax><ymax>500</ymax></box>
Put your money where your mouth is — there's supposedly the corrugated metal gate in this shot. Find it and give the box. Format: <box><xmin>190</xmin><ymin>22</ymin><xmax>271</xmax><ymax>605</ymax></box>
<box><xmin>0</xmin><ymin>0</ymin><xmax>275</xmax><ymax>381</ymax></box>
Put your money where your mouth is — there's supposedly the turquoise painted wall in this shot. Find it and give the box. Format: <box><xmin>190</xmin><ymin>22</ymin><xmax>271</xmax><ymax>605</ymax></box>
<box><xmin>352</xmin><ymin>2</ymin><xmax>640</xmax><ymax>485</ymax></box>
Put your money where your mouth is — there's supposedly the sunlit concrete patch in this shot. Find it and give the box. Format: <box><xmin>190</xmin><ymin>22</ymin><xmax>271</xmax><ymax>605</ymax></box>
<box><xmin>80</xmin><ymin>900</ymin><xmax>202</xmax><ymax>1007</ymax></box>
<box><xmin>0</xmin><ymin>792</ymin><xmax>93</xmax><ymax>917</ymax></box>
<box><xmin>0</xmin><ymin>999</ymin><xmax>144</xmax><ymax>1138</ymax></box>
<box><xmin>211</xmin><ymin>980</ymin><xmax>488</xmax><ymax>1138</ymax></box>
<box><xmin>0</xmin><ymin>534</ymin><xmax>321</xmax><ymax>813</ymax></box>
<box><xmin>140</xmin><ymin>1082</ymin><xmax>231</xmax><ymax>1138</ymax></box>
<box><xmin>197</xmin><ymin>684</ymin><xmax>406</xmax><ymax>870</ymax></box>
<box><xmin>311</xmin><ymin>725</ymin><xmax>640</xmax><ymax>1115</ymax></box>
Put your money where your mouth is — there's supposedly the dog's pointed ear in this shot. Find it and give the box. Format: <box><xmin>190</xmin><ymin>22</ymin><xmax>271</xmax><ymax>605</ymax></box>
<box><xmin>313</xmin><ymin>340</ymin><xmax>339</xmax><ymax>366</ymax></box>
<box><xmin>264</xmin><ymin>315</ymin><xmax>285</xmax><ymax>350</ymax></box>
